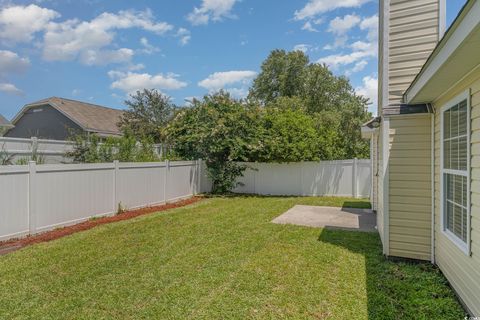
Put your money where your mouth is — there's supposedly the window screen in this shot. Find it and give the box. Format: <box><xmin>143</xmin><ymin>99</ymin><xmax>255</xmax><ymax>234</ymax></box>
<box><xmin>443</xmin><ymin>99</ymin><xmax>469</xmax><ymax>245</ymax></box>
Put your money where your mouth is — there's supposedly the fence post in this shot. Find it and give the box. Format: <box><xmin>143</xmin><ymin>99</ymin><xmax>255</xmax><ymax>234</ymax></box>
<box><xmin>113</xmin><ymin>160</ymin><xmax>119</xmax><ymax>214</ymax></box>
<box><xmin>28</xmin><ymin>161</ymin><xmax>37</xmax><ymax>235</ymax></box>
<box><xmin>196</xmin><ymin>159</ymin><xmax>202</xmax><ymax>195</ymax></box>
<box><xmin>300</xmin><ymin>161</ymin><xmax>304</xmax><ymax>196</ymax></box>
<box><xmin>164</xmin><ymin>159</ymin><xmax>170</xmax><ymax>202</ymax></box>
<box><xmin>352</xmin><ymin>158</ymin><xmax>358</xmax><ymax>198</ymax></box>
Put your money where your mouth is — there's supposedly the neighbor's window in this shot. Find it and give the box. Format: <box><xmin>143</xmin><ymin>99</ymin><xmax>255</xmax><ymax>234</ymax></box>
<box><xmin>442</xmin><ymin>96</ymin><xmax>470</xmax><ymax>250</ymax></box>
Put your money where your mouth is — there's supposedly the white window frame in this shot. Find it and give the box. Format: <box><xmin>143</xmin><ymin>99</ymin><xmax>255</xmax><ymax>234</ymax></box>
<box><xmin>440</xmin><ymin>90</ymin><xmax>471</xmax><ymax>255</ymax></box>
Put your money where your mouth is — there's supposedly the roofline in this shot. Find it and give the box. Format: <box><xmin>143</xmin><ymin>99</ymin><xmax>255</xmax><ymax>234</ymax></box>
<box><xmin>10</xmin><ymin>99</ymin><xmax>124</xmax><ymax>136</ymax></box>
<box><xmin>404</xmin><ymin>0</ymin><xmax>478</xmax><ymax>103</ymax></box>
<box><xmin>10</xmin><ymin>101</ymin><xmax>87</xmax><ymax>131</ymax></box>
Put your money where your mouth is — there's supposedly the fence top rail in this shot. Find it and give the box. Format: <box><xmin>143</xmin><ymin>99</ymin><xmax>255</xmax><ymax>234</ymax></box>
<box><xmin>118</xmin><ymin>162</ymin><xmax>167</xmax><ymax>169</ymax></box>
<box><xmin>0</xmin><ymin>136</ymin><xmax>75</xmax><ymax>145</ymax></box>
<box><xmin>238</xmin><ymin>159</ymin><xmax>370</xmax><ymax>166</ymax></box>
<box><xmin>169</xmin><ymin>160</ymin><xmax>197</xmax><ymax>167</ymax></box>
<box><xmin>36</xmin><ymin>163</ymin><xmax>115</xmax><ymax>173</ymax></box>
<box><xmin>0</xmin><ymin>165</ymin><xmax>29</xmax><ymax>174</ymax></box>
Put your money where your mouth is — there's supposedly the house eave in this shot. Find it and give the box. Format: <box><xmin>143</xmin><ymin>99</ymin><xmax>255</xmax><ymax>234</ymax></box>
<box><xmin>404</xmin><ymin>0</ymin><xmax>480</xmax><ymax>104</ymax></box>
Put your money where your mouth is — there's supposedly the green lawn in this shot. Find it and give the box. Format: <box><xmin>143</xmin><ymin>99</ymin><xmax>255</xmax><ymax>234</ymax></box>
<box><xmin>0</xmin><ymin>196</ymin><xmax>465</xmax><ymax>319</ymax></box>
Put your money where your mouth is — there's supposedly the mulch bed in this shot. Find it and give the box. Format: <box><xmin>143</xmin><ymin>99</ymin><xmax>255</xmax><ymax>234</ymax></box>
<box><xmin>0</xmin><ymin>197</ymin><xmax>203</xmax><ymax>255</ymax></box>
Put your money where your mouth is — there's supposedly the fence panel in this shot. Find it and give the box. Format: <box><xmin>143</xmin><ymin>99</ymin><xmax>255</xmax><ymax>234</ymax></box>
<box><xmin>34</xmin><ymin>164</ymin><xmax>115</xmax><ymax>232</ymax></box>
<box><xmin>202</xmin><ymin>159</ymin><xmax>372</xmax><ymax>198</ymax></box>
<box><xmin>117</xmin><ymin>162</ymin><xmax>166</xmax><ymax>210</ymax></box>
<box><xmin>0</xmin><ymin>137</ymin><xmax>163</xmax><ymax>164</ymax></box>
<box><xmin>166</xmin><ymin>161</ymin><xmax>199</xmax><ymax>201</ymax></box>
<box><xmin>0</xmin><ymin>166</ymin><xmax>30</xmax><ymax>241</ymax></box>
<box><xmin>0</xmin><ymin>160</ymin><xmax>200</xmax><ymax>241</ymax></box>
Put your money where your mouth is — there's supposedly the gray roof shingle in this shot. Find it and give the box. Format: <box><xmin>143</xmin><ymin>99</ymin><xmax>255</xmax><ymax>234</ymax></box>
<box><xmin>25</xmin><ymin>97</ymin><xmax>125</xmax><ymax>136</ymax></box>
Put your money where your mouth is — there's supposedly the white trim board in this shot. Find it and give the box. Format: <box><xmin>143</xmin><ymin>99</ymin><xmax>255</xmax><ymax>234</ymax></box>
<box><xmin>439</xmin><ymin>89</ymin><xmax>471</xmax><ymax>256</ymax></box>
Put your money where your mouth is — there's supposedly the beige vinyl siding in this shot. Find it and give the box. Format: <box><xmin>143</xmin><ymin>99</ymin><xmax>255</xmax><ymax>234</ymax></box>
<box><xmin>388</xmin><ymin>0</ymin><xmax>440</xmax><ymax>105</ymax></box>
<box><xmin>433</xmin><ymin>71</ymin><xmax>480</xmax><ymax>316</ymax></box>
<box><xmin>388</xmin><ymin>115</ymin><xmax>432</xmax><ymax>260</ymax></box>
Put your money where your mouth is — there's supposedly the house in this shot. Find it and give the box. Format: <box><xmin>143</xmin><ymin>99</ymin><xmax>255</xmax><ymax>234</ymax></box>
<box><xmin>362</xmin><ymin>0</ymin><xmax>480</xmax><ymax>315</ymax></box>
<box><xmin>4</xmin><ymin>97</ymin><xmax>125</xmax><ymax>140</ymax></box>
<box><xmin>0</xmin><ymin>114</ymin><xmax>13</xmax><ymax>130</ymax></box>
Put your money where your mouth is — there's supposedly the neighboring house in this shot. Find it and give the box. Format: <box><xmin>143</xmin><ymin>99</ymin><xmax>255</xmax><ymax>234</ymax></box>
<box><xmin>5</xmin><ymin>97</ymin><xmax>125</xmax><ymax>140</ymax></box>
<box><xmin>0</xmin><ymin>114</ymin><xmax>13</xmax><ymax>132</ymax></box>
<box><xmin>362</xmin><ymin>0</ymin><xmax>480</xmax><ymax>315</ymax></box>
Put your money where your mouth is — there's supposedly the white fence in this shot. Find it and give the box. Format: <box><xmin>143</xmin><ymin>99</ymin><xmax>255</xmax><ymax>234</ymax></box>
<box><xmin>0</xmin><ymin>158</ymin><xmax>370</xmax><ymax>242</ymax></box>
<box><xmin>0</xmin><ymin>137</ymin><xmax>75</xmax><ymax>164</ymax></box>
<box><xmin>0</xmin><ymin>160</ymin><xmax>200</xmax><ymax>241</ymax></box>
<box><xmin>0</xmin><ymin>137</ymin><xmax>164</xmax><ymax>164</ymax></box>
<box><xmin>201</xmin><ymin>159</ymin><xmax>371</xmax><ymax>198</ymax></box>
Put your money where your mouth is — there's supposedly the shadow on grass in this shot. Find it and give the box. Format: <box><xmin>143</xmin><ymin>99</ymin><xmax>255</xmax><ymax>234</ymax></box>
<box><xmin>318</xmin><ymin>229</ymin><xmax>466</xmax><ymax>319</ymax></box>
<box><xmin>342</xmin><ymin>201</ymin><xmax>372</xmax><ymax>209</ymax></box>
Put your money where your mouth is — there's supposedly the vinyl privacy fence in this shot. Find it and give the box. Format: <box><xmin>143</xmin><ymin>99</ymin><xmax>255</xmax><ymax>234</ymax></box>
<box><xmin>0</xmin><ymin>160</ymin><xmax>200</xmax><ymax>241</ymax></box>
<box><xmin>201</xmin><ymin>159</ymin><xmax>371</xmax><ymax>198</ymax></box>
<box><xmin>0</xmin><ymin>159</ymin><xmax>370</xmax><ymax>242</ymax></box>
<box><xmin>0</xmin><ymin>137</ymin><xmax>74</xmax><ymax>164</ymax></box>
<box><xmin>0</xmin><ymin>136</ymin><xmax>165</xmax><ymax>164</ymax></box>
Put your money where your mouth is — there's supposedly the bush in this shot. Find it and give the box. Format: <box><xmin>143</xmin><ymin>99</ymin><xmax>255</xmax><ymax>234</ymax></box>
<box><xmin>66</xmin><ymin>134</ymin><xmax>159</xmax><ymax>163</ymax></box>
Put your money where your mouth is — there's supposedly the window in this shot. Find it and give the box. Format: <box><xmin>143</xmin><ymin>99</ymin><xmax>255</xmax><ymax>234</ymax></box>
<box><xmin>441</xmin><ymin>93</ymin><xmax>470</xmax><ymax>253</ymax></box>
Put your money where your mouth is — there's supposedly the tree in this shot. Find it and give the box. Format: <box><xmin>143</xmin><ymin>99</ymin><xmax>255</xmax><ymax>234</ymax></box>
<box><xmin>249</xmin><ymin>50</ymin><xmax>371</xmax><ymax>159</ymax></box>
<box><xmin>119</xmin><ymin>89</ymin><xmax>175</xmax><ymax>143</ymax></box>
<box><xmin>166</xmin><ymin>91</ymin><xmax>261</xmax><ymax>193</ymax></box>
<box><xmin>248</xmin><ymin>50</ymin><xmax>309</xmax><ymax>104</ymax></box>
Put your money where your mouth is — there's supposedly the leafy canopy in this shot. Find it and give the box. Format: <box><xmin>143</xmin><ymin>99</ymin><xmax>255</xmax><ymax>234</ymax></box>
<box><xmin>167</xmin><ymin>91</ymin><xmax>261</xmax><ymax>193</ymax></box>
<box><xmin>118</xmin><ymin>89</ymin><xmax>174</xmax><ymax>143</ymax></box>
<box><xmin>249</xmin><ymin>49</ymin><xmax>371</xmax><ymax>160</ymax></box>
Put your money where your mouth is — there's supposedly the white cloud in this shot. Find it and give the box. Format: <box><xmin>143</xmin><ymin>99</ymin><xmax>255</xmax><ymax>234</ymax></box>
<box><xmin>360</xmin><ymin>14</ymin><xmax>378</xmax><ymax>41</ymax></box>
<box><xmin>176</xmin><ymin>28</ymin><xmax>191</xmax><ymax>46</ymax></box>
<box><xmin>323</xmin><ymin>14</ymin><xmax>363</xmax><ymax>50</ymax></box>
<box><xmin>293</xmin><ymin>44</ymin><xmax>311</xmax><ymax>53</ymax></box>
<box><xmin>317</xmin><ymin>14</ymin><xmax>378</xmax><ymax>74</ymax></box>
<box><xmin>317</xmin><ymin>48</ymin><xmax>374</xmax><ymax>70</ymax></box>
<box><xmin>300</xmin><ymin>18</ymin><xmax>323</xmax><ymax>33</ymax></box>
<box><xmin>0</xmin><ymin>82</ymin><xmax>23</xmax><ymax>96</ymax></box>
<box><xmin>0</xmin><ymin>50</ymin><xmax>30</xmax><ymax>76</ymax></box>
<box><xmin>355</xmin><ymin>76</ymin><xmax>377</xmax><ymax>113</ymax></box>
<box><xmin>226</xmin><ymin>87</ymin><xmax>249</xmax><ymax>98</ymax></box>
<box><xmin>328</xmin><ymin>14</ymin><xmax>360</xmax><ymax>35</ymax></box>
<box><xmin>301</xmin><ymin>21</ymin><xmax>318</xmax><ymax>32</ymax></box>
<box><xmin>80</xmin><ymin>48</ymin><xmax>134</xmax><ymax>66</ymax></box>
<box><xmin>198</xmin><ymin>70</ymin><xmax>257</xmax><ymax>91</ymax></box>
<box><xmin>139</xmin><ymin>37</ymin><xmax>160</xmax><ymax>54</ymax></box>
<box><xmin>294</xmin><ymin>0</ymin><xmax>372</xmax><ymax>20</ymax></box>
<box><xmin>109</xmin><ymin>71</ymin><xmax>187</xmax><ymax>93</ymax></box>
<box><xmin>350</xmin><ymin>60</ymin><xmax>368</xmax><ymax>73</ymax></box>
<box><xmin>42</xmin><ymin>9</ymin><xmax>173</xmax><ymax>65</ymax></box>
<box><xmin>198</xmin><ymin>70</ymin><xmax>256</xmax><ymax>98</ymax></box>
<box><xmin>0</xmin><ymin>4</ymin><xmax>59</xmax><ymax>43</ymax></box>
<box><xmin>187</xmin><ymin>0</ymin><xmax>239</xmax><ymax>26</ymax></box>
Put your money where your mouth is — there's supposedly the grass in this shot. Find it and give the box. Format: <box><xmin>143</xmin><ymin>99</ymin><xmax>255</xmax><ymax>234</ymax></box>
<box><xmin>0</xmin><ymin>196</ymin><xmax>465</xmax><ymax>319</ymax></box>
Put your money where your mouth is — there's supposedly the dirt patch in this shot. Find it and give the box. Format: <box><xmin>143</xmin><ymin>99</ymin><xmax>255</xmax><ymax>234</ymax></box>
<box><xmin>0</xmin><ymin>197</ymin><xmax>202</xmax><ymax>255</ymax></box>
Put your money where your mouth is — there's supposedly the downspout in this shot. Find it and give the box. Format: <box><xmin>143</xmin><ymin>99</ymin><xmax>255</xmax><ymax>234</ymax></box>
<box><xmin>370</xmin><ymin>136</ymin><xmax>374</xmax><ymax>206</ymax></box>
<box><xmin>430</xmin><ymin>106</ymin><xmax>436</xmax><ymax>264</ymax></box>
<box><xmin>382</xmin><ymin>117</ymin><xmax>390</xmax><ymax>256</ymax></box>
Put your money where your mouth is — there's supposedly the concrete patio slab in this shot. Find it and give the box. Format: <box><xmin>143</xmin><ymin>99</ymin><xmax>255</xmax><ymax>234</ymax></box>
<box><xmin>272</xmin><ymin>205</ymin><xmax>376</xmax><ymax>232</ymax></box>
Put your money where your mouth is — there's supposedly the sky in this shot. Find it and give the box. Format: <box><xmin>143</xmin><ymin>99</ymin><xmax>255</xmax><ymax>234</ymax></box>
<box><xmin>0</xmin><ymin>0</ymin><xmax>468</xmax><ymax>119</ymax></box>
